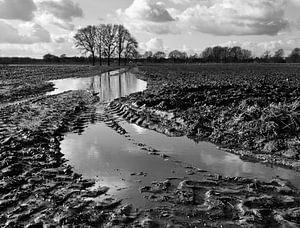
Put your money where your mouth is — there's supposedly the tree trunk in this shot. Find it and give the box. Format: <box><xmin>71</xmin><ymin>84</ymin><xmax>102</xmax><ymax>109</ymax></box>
<box><xmin>99</xmin><ymin>47</ymin><xmax>102</xmax><ymax>66</ymax></box>
<box><xmin>118</xmin><ymin>37</ymin><xmax>122</xmax><ymax>66</ymax></box>
<box><xmin>107</xmin><ymin>46</ymin><xmax>111</xmax><ymax>66</ymax></box>
<box><xmin>92</xmin><ymin>52</ymin><xmax>95</xmax><ymax>66</ymax></box>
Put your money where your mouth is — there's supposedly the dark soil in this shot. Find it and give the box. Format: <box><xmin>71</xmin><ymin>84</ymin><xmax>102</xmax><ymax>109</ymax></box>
<box><xmin>110</xmin><ymin>64</ymin><xmax>300</xmax><ymax>171</ymax></box>
<box><xmin>1</xmin><ymin>64</ymin><xmax>300</xmax><ymax>227</ymax></box>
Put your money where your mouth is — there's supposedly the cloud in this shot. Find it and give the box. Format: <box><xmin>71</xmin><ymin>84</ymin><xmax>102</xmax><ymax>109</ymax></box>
<box><xmin>289</xmin><ymin>0</ymin><xmax>300</xmax><ymax>6</ymax></box>
<box><xmin>35</xmin><ymin>0</ymin><xmax>83</xmax><ymax>30</ymax></box>
<box><xmin>37</xmin><ymin>0</ymin><xmax>83</xmax><ymax>20</ymax></box>
<box><xmin>116</xmin><ymin>0</ymin><xmax>180</xmax><ymax>35</ymax></box>
<box><xmin>52</xmin><ymin>35</ymin><xmax>65</xmax><ymax>43</ymax></box>
<box><xmin>140</xmin><ymin>38</ymin><xmax>166</xmax><ymax>52</ymax></box>
<box><xmin>116</xmin><ymin>14</ymin><xmax>179</xmax><ymax>35</ymax></box>
<box><xmin>179</xmin><ymin>0</ymin><xmax>289</xmax><ymax>36</ymax></box>
<box><xmin>35</xmin><ymin>12</ymin><xmax>75</xmax><ymax>30</ymax></box>
<box><xmin>52</xmin><ymin>20</ymin><xmax>75</xmax><ymax>30</ymax></box>
<box><xmin>0</xmin><ymin>0</ymin><xmax>37</xmax><ymax>21</ymax></box>
<box><xmin>181</xmin><ymin>44</ymin><xmax>197</xmax><ymax>56</ymax></box>
<box><xmin>52</xmin><ymin>32</ymin><xmax>74</xmax><ymax>44</ymax></box>
<box><xmin>118</xmin><ymin>0</ymin><xmax>291</xmax><ymax>36</ymax></box>
<box><xmin>0</xmin><ymin>43</ymin><xmax>52</xmax><ymax>57</ymax></box>
<box><xmin>0</xmin><ymin>0</ymin><xmax>83</xmax><ymax>30</ymax></box>
<box><xmin>0</xmin><ymin>21</ymin><xmax>51</xmax><ymax>44</ymax></box>
<box><xmin>123</xmin><ymin>0</ymin><xmax>174</xmax><ymax>22</ymax></box>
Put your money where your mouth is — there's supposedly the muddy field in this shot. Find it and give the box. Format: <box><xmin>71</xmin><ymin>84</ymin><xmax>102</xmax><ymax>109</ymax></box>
<box><xmin>112</xmin><ymin>64</ymin><xmax>300</xmax><ymax>171</ymax></box>
<box><xmin>1</xmin><ymin>64</ymin><xmax>300</xmax><ymax>227</ymax></box>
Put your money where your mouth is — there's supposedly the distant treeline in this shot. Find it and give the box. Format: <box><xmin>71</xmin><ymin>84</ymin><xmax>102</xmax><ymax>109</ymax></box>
<box><xmin>1</xmin><ymin>46</ymin><xmax>300</xmax><ymax>65</ymax></box>
<box><xmin>140</xmin><ymin>47</ymin><xmax>300</xmax><ymax>64</ymax></box>
<box><xmin>0</xmin><ymin>56</ymin><xmax>89</xmax><ymax>65</ymax></box>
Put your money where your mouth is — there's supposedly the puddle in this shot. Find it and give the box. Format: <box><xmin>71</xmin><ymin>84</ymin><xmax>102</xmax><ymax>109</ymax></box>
<box><xmin>121</xmin><ymin>122</ymin><xmax>300</xmax><ymax>188</ymax></box>
<box><xmin>59</xmin><ymin>69</ymin><xmax>300</xmax><ymax>208</ymax></box>
<box><xmin>61</xmin><ymin>120</ymin><xmax>300</xmax><ymax>207</ymax></box>
<box><xmin>61</xmin><ymin>122</ymin><xmax>196</xmax><ymax>207</ymax></box>
<box><xmin>47</xmin><ymin>69</ymin><xmax>147</xmax><ymax>101</ymax></box>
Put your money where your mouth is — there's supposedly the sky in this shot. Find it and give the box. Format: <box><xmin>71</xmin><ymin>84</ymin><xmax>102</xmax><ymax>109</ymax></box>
<box><xmin>0</xmin><ymin>0</ymin><xmax>300</xmax><ymax>58</ymax></box>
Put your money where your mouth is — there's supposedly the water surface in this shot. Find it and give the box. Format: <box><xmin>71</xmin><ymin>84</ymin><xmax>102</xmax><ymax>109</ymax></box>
<box><xmin>47</xmin><ymin>69</ymin><xmax>147</xmax><ymax>101</ymax></box>
<box><xmin>121</xmin><ymin>122</ymin><xmax>300</xmax><ymax>187</ymax></box>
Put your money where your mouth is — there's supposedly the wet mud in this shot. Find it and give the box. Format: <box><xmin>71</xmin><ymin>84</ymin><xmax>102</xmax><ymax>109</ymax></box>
<box><xmin>1</xmin><ymin>64</ymin><xmax>300</xmax><ymax>227</ymax></box>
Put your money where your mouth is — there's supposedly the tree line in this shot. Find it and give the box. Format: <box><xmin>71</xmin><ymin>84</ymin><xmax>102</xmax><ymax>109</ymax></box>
<box><xmin>33</xmin><ymin>46</ymin><xmax>300</xmax><ymax>65</ymax></box>
<box><xmin>73</xmin><ymin>24</ymin><xmax>138</xmax><ymax>66</ymax></box>
<box><xmin>41</xmin><ymin>45</ymin><xmax>300</xmax><ymax>65</ymax></box>
<box><xmin>37</xmin><ymin>46</ymin><xmax>299</xmax><ymax>65</ymax></box>
<box><xmin>139</xmin><ymin>47</ymin><xmax>300</xmax><ymax>64</ymax></box>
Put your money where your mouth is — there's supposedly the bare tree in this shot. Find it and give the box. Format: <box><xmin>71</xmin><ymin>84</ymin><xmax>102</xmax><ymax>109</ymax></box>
<box><xmin>229</xmin><ymin>46</ymin><xmax>243</xmax><ymax>62</ymax></box>
<box><xmin>241</xmin><ymin>49</ymin><xmax>252</xmax><ymax>61</ymax></box>
<box><xmin>168</xmin><ymin>50</ymin><xmax>188</xmax><ymax>62</ymax></box>
<box><xmin>262</xmin><ymin>50</ymin><xmax>271</xmax><ymax>62</ymax></box>
<box><xmin>289</xmin><ymin>48</ymin><xmax>300</xmax><ymax>63</ymax></box>
<box><xmin>116</xmin><ymin>25</ymin><xmax>130</xmax><ymax>66</ymax></box>
<box><xmin>169</xmin><ymin>50</ymin><xmax>182</xmax><ymax>62</ymax></box>
<box><xmin>212</xmin><ymin>46</ymin><xmax>227</xmax><ymax>62</ymax></box>
<box><xmin>103</xmin><ymin>24</ymin><xmax>118</xmax><ymax>66</ymax></box>
<box><xmin>124</xmin><ymin>35</ymin><xmax>138</xmax><ymax>65</ymax></box>
<box><xmin>201</xmin><ymin>47</ymin><xmax>213</xmax><ymax>61</ymax></box>
<box><xmin>142</xmin><ymin>51</ymin><xmax>153</xmax><ymax>59</ymax></box>
<box><xmin>74</xmin><ymin>25</ymin><xmax>97</xmax><ymax>66</ymax></box>
<box><xmin>273</xmin><ymin>49</ymin><xmax>285</xmax><ymax>63</ymax></box>
<box><xmin>95</xmin><ymin>24</ymin><xmax>106</xmax><ymax>66</ymax></box>
<box><xmin>153</xmin><ymin>51</ymin><xmax>166</xmax><ymax>60</ymax></box>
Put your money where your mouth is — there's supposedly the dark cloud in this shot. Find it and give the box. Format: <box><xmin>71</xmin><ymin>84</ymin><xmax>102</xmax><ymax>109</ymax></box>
<box><xmin>0</xmin><ymin>0</ymin><xmax>37</xmax><ymax>21</ymax></box>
